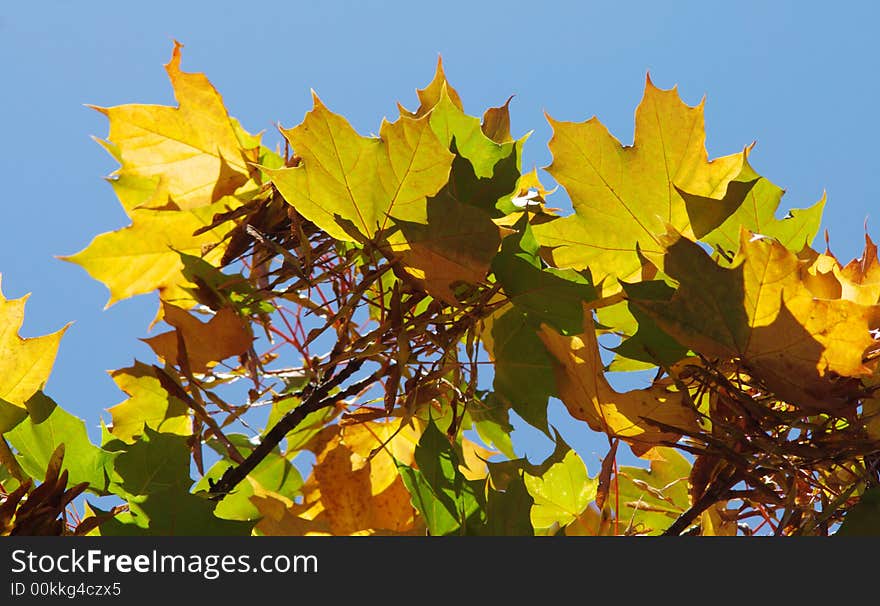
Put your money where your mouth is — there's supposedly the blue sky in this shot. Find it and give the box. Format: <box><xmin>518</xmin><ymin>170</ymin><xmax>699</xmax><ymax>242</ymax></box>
<box><xmin>2</xmin><ymin>1</ymin><xmax>879</xmax><ymax>470</ymax></box>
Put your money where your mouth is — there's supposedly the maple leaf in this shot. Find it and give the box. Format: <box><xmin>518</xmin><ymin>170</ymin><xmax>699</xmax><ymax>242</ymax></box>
<box><xmin>531</xmin><ymin>76</ymin><xmax>748</xmax><ymax>296</ymax></box>
<box><xmin>392</xmin><ymin>195</ymin><xmax>502</xmax><ymax>304</ymax></box>
<box><xmin>797</xmin><ymin>234</ymin><xmax>880</xmax><ymax>305</ymax></box>
<box><xmin>632</xmin><ymin>230</ymin><xmax>880</xmax><ymax>412</ymax></box>
<box><xmin>267</xmin><ymin>93</ymin><xmax>454</xmax><ymax>243</ymax></box>
<box><xmin>142</xmin><ymin>303</ymin><xmax>252</xmax><ymax>374</ymax></box>
<box><xmin>398</xmin><ymin>56</ymin><xmax>464</xmax><ymax>119</ymax></box>
<box><xmin>480</xmin><ymin>306</ymin><xmax>557</xmax><ymax>433</ymax></box>
<box><xmin>691</xmin><ymin>152</ymin><xmax>825</xmax><ymax>261</ymax></box>
<box><xmin>481</xmin><ymin>96</ymin><xmax>515</xmax><ymax>144</ymax></box>
<box><xmin>91</xmin><ymin>41</ymin><xmax>259</xmax><ymax>211</ymax></box>
<box><xmin>0</xmin><ymin>277</ymin><xmax>68</xmax><ymax>423</ymax></box>
<box><xmin>836</xmin><ymin>234</ymin><xmax>880</xmax><ymax>305</ymax></box>
<box><xmin>523</xmin><ymin>449</ymin><xmax>597</xmax><ymax>532</ymax></box>
<box><xmin>615</xmin><ymin>447</ymin><xmax>692</xmax><ymax>535</ymax></box>
<box><xmin>61</xmin><ymin>198</ymin><xmax>238</xmax><ymax>307</ymax></box>
<box><xmin>537</xmin><ymin>307</ymin><xmax>702</xmax><ymax>458</ymax></box>
<box><xmin>106</xmin><ymin>361</ymin><xmax>191</xmax><ymax>443</ymax></box>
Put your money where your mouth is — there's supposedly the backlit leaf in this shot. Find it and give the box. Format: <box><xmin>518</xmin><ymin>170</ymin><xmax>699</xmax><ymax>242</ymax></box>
<box><xmin>61</xmin><ymin>199</ymin><xmax>238</xmax><ymax>307</ymax></box>
<box><xmin>538</xmin><ymin>307</ymin><xmax>702</xmax><ymax>458</ymax></box>
<box><xmin>532</xmin><ymin>77</ymin><xmax>747</xmax><ymax>295</ymax></box>
<box><xmin>633</xmin><ymin>230</ymin><xmax>880</xmax><ymax>412</ymax></box>
<box><xmin>91</xmin><ymin>41</ymin><xmax>258</xmax><ymax>211</ymax></box>
<box><xmin>268</xmin><ymin>94</ymin><xmax>454</xmax><ymax>242</ymax></box>
<box><xmin>0</xmin><ymin>277</ymin><xmax>67</xmax><ymax>423</ymax></box>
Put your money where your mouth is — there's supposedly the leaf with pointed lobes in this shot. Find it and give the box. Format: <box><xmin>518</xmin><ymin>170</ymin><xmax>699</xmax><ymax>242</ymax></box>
<box><xmin>90</xmin><ymin>41</ymin><xmax>258</xmax><ymax>211</ymax></box>
<box><xmin>523</xmin><ymin>448</ymin><xmax>597</xmax><ymax>533</ymax></box>
<box><xmin>531</xmin><ymin>75</ymin><xmax>748</xmax><ymax>297</ymax></box>
<box><xmin>107</xmin><ymin>361</ymin><xmax>191</xmax><ymax>443</ymax></box>
<box><xmin>798</xmin><ymin>234</ymin><xmax>880</xmax><ymax>305</ymax></box>
<box><xmin>267</xmin><ymin>93</ymin><xmax>454</xmax><ymax>243</ymax></box>
<box><xmin>428</xmin><ymin>86</ymin><xmax>520</xmax><ymax>183</ymax></box>
<box><xmin>399</xmin><ymin>56</ymin><xmax>464</xmax><ymax>118</ymax></box>
<box><xmin>6</xmin><ymin>394</ymin><xmax>115</xmax><ymax>493</ymax></box>
<box><xmin>538</xmin><ymin>306</ymin><xmax>703</xmax><ymax>459</ymax></box>
<box><xmin>633</xmin><ymin>230</ymin><xmax>880</xmax><ymax>413</ymax></box>
<box><xmin>287</xmin><ymin>419</ymin><xmax>421</xmax><ymax>536</ymax></box>
<box><xmin>0</xmin><ymin>278</ymin><xmax>68</xmax><ymax>429</ymax></box>
<box><xmin>693</xmin><ymin>151</ymin><xmax>825</xmax><ymax>263</ymax></box>
<box><xmin>481</xmin><ymin>96</ymin><xmax>515</xmax><ymax>144</ymax></box>
<box><xmin>60</xmin><ymin>197</ymin><xmax>238</xmax><ymax>307</ymax></box>
<box><xmin>397</xmin><ymin>418</ymin><xmax>484</xmax><ymax>535</ymax></box>
<box><xmin>391</xmin><ymin>194</ymin><xmax>502</xmax><ymax>304</ymax></box>
<box><xmin>142</xmin><ymin>302</ymin><xmax>252</xmax><ymax>374</ymax></box>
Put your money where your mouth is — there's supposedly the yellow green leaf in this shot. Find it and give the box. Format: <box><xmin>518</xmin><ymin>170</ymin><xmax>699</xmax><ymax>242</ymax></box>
<box><xmin>697</xmin><ymin>153</ymin><xmax>825</xmax><ymax>261</ymax></box>
<box><xmin>61</xmin><ymin>198</ymin><xmax>238</xmax><ymax>307</ymax></box>
<box><xmin>107</xmin><ymin>362</ymin><xmax>191</xmax><ymax>443</ymax></box>
<box><xmin>531</xmin><ymin>76</ymin><xmax>747</xmax><ymax>296</ymax></box>
<box><xmin>616</xmin><ymin>447</ymin><xmax>692</xmax><ymax>535</ymax></box>
<box><xmin>523</xmin><ymin>449</ymin><xmax>596</xmax><ymax>532</ymax></box>
<box><xmin>91</xmin><ymin>41</ymin><xmax>258</xmax><ymax>211</ymax></box>
<box><xmin>0</xmin><ymin>277</ymin><xmax>67</xmax><ymax>419</ymax></box>
<box><xmin>267</xmin><ymin>94</ymin><xmax>454</xmax><ymax>242</ymax></box>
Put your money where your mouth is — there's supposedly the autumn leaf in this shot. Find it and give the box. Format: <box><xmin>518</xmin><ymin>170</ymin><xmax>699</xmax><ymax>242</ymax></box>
<box><xmin>392</xmin><ymin>195</ymin><xmax>502</xmax><ymax>303</ymax></box>
<box><xmin>0</xmin><ymin>276</ymin><xmax>68</xmax><ymax>427</ymax></box>
<box><xmin>267</xmin><ymin>93</ymin><xmax>454</xmax><ymax>243</ymax></box>
<box><xmin>142</xmin><ymin>302</ymin><xmax>252</xmax><ymax>374</ymax></box>
<box><xmin>299</xmin><ymin>421</ymin><xmax>419</xmax><ymax>535</ymax></box>
<box><xmin>61</xmin><ymin>198</ymin><xmax>238</xmax><ymax>307</ymax></box>
<box><xmin>616</xmin><ymin>447</ymin><xmax>691</xmax><ymax>535</ymax></box>
<box><xmin>531</xmin><ymin>76</ymin><xmax>748</xmax><ymax>296</ymax></box>
<box><xmin>398</xmin><ymin>56</ymin><xmax>464</xmax><ymax>119</ymax></box>
<box><xmin>480</xmin><ymin>306</ymin><xmax>556</xmax><ymax>433</ymax></box>
<box><xmin>91</xmin><ymin>41</ymin><xmax>258</xmax><ymax>212</ymax></box>
<box><xmin>523</xmin><ymin>448</ymin><xmax>597</xmax><ymax>533</ymax></box>
<box><xmin>6</xmin><ymin>395</ymin><xmax>115</xmax><ymax>492</ymax></box>
<box><xmin>538</xmin><ymin>307</ymin><xmax>702</xmax><ymax>458</ymax></box>
<box><xmin>106</xmin><ymin>361</ymin><xmax>191</xmax><ymax>443</ymax></box>
<box><xmin>693</xmin><ymin>152</ymin><xmax>825</xmax><ymax>262</ymax></box>
<box><xmin>481</xmin><ymin>96</ymin><xmax>515</xmax><ymax>144</ymax></box>
<box><xmin>633</xmin><ymin>230</ymin><xmax>880</xmax><ymax>412</ymax></box>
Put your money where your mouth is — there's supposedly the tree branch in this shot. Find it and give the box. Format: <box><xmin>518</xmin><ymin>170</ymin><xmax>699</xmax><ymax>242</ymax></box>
<box><xmin>661</xmin><ymin>466</ymin><xmax>739</xmax><ymax>536</ymax></box>
<box><xmin>207</xmin><ymin>357</ymin><xmax>374</xmax><ymax>498</ymax></box>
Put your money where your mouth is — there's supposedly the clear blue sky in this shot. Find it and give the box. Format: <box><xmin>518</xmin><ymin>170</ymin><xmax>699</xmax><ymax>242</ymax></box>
<box><xmin>2</xmin><ymin>1</ymin><xmax>878</xmax><ymax>470</ymax></box>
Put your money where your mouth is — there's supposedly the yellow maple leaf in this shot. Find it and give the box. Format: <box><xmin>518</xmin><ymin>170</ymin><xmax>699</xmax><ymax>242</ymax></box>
<box><xmin>538</xmin><ymin>307</ymin><xmax>702</xmax><ymax>458</ymax></box>
<box><xmin>61</xmin><ymin>198</ymin><xmax>238</xmax><ymax>307</ymax></box>
<box><xmin>267</xmin><ymin>94</ymin><xmax>454</xmax><ymax>243</ymax></box>
<box><xmin>91</xmin><ymin>41</ymin><xmax>258</xmax><ymax>211</ymax></box>
<box><xmin>0</xmin><ymin>276</ymin><xmax>68</xmax><ymax>413</ymax></box>
<box><xmin>106</xmin><ymin>362</ymin><xmax>191</xmax><ymax>443</ymax></box>
<box><xmin>634</xmin><ymin>230</ymin><xmax>880</xmax><ymax>413</ymax></box>
<box><xmin>532</xmin><ymin>76</ymin><xmax>747</xmax><ymax>296</ymax></box>
<box><xmin>311</xmin><ymin>428</ymin><xmax>416</xmax><ymax>535</ymax></box>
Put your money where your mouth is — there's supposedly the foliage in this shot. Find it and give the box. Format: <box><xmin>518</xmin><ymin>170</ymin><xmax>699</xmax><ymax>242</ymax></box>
<box><xmin>2</xmin><ymin>41</ymin><xmax>880</xmax><ymax>536</ymax></box>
